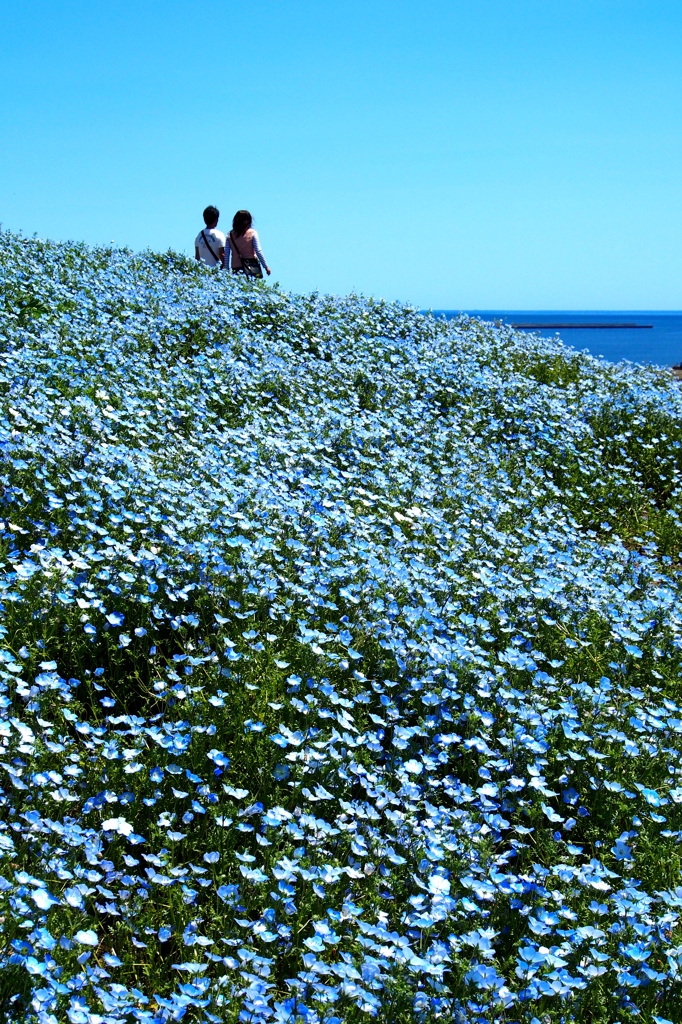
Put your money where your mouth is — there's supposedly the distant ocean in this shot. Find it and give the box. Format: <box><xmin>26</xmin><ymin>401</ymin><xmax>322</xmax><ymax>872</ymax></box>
<box><xmin>430</xmin><ymin>311</ymin><xmax>682</xmax><ymax>368</ymax></box>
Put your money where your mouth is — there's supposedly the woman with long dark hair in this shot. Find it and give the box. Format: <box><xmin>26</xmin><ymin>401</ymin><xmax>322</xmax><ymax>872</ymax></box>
<box><xmin>224</xmin><ymin>210</ymin><xmax>271</xmax><ymax>277</ymax></box>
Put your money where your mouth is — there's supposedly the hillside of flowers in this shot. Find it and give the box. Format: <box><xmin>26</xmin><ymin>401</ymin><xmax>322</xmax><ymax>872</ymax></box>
<box><xmin>1</xmin><ymin>229</ymin><xmax>682</xmax><ymax>1024</ymax></box>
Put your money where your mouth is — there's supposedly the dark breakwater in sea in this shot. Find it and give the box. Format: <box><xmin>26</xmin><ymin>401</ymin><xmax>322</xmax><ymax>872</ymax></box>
<box><xmin>430</xmin><ymin>310</ymin><xmax>682</xmax><ymax>367</ymax></box>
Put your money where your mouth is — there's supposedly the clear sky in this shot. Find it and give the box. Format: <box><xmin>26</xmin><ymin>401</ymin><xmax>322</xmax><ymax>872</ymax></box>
<box><xmin>1</xmin><ymin>1</ymin><xmax>681</xmax><ymax>309</ymax></box>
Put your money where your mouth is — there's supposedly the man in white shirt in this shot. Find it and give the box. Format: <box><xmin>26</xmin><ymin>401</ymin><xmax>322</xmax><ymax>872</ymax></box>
<box><xmin>194</xmin><ymin>206</ymin><xmax>226</xmax><ymax>268</ymax></box>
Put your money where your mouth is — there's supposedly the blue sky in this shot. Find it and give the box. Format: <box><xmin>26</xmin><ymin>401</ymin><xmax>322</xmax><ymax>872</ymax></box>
<box><xmin>1</xmin><ymin>1</ymin><xmax>681</xmax><ymax>309</ymax></box>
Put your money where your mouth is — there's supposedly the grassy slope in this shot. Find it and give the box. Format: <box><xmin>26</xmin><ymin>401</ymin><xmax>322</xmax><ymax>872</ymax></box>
<box><xmin>0</xmin><ymin>231</ymin><xmax>682</xmax><ymax>1023</ymax></box>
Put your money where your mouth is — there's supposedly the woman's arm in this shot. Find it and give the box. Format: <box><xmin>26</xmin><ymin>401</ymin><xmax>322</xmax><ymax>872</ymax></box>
<box><xmin>251</xmin><ymin>232</ymin><xmax>271</xmax><ymax>275</ymax></box>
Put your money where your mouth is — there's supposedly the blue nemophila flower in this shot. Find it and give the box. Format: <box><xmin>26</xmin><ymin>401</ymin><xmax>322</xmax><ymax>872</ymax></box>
<box><xmin>31</xmin><ymin>887</ymin><xmax>60</xmax><ymax>910</ymax></box>
<box><xmin>64</xmin><ymin>887</ymin><xmax>85</xmax><ymax>908</ymax></box>
<box><xmin>639</xmin><ymin>786</ymin><xmax>664</xmax><ymax>807</ymax></box>
<box><xmin>101</xmin><ymin>817</ymin><xmax>133</xmax><ymax>836</ymax></box>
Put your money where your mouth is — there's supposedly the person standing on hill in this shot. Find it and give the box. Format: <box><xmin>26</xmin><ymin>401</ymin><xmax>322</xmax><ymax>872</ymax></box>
<box><xmin>194</xmin><ymin>205</ymin><xmax>226</xmax><ymax>268</ymax></box>
<box><xmin>224</xmin><ymin>210</ymin><xmax>271</xmax><ymax>277</ymax></box>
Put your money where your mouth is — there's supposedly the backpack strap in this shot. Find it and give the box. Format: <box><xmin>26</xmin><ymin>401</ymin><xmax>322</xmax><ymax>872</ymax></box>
<box><xmin>229</xmin><ymin>231</ymin><xmax>244</xmax><ymax>260</ymax></box>
<box><xmin>201</xmin><ymin>229</ymin><xmax>220</xmax><ymax>262</ymax></box>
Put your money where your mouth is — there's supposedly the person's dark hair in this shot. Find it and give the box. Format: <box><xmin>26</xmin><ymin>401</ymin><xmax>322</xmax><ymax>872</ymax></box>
<box><xmin>232</xmin><ymin>210</ymin><xmax>253</xmax><ymax>237</ymax></box>
<box><xmin>203</xmin><ymin>205</ymin><xmax>220</xmax><ymax>226</ymax></box>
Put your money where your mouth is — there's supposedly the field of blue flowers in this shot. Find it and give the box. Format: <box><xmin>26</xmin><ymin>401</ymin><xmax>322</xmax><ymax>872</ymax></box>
<box><xmin>1</xmin><ymin>230</ymin><xmax>682</xmax><ymax>1024</ymax></box>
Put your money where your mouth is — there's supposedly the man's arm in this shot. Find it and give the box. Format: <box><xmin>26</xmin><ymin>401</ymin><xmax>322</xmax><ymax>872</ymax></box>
<box><xmin>195</xmin><ymin>246</ymin><xmax>201</xmax><ymax>261</ymax></box>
